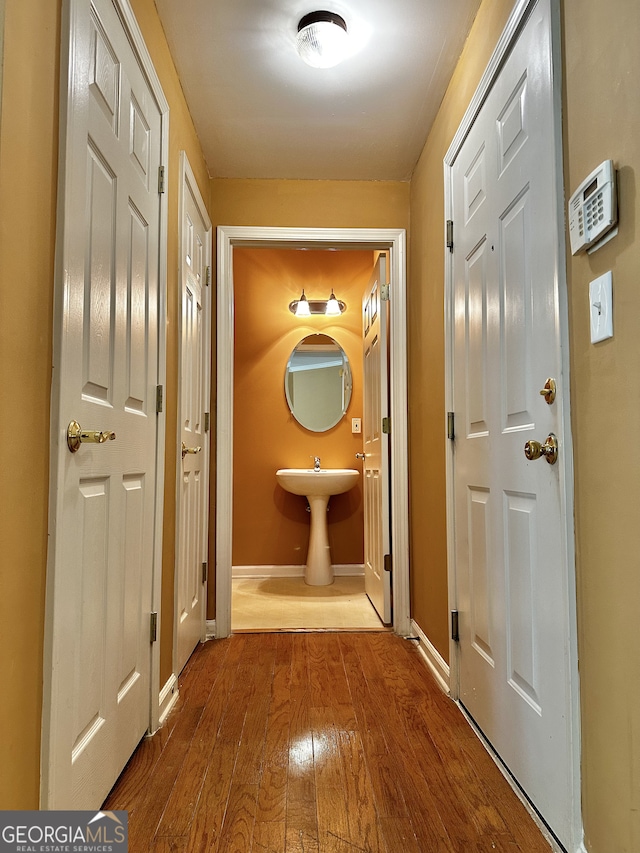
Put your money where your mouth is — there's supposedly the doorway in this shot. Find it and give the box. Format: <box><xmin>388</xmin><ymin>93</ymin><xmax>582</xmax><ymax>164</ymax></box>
<box><xmin>215</xmin><ymin>227</ymin><xmax>410</xmax><ymax>639</ymax></box>
<box><xmin>230</xmin><ymin>246</ymin><xmax>380</xmax><ymax>631</ymax></box>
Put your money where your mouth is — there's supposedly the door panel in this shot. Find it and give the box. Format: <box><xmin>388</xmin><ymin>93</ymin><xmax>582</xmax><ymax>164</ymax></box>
<box><xmin>44</xmin><ymin>0</ymin><xmax>164</xmax><ymax>809</ymax></box>
<box><xmin>451</xmin><ymin>0</ymin><xmax>574</xmax><ymax>844</ymax></box>
<box><xmin>468</xmin><ymin>487</ymin><xmax>493</xmax><ymax>665</ymax></box>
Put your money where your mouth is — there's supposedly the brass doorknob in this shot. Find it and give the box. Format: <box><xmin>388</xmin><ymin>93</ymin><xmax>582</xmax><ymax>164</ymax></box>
<box><xmin>524</xmin><ymin>433</ymin><xmax>558</xmax><ymax>465</ymax></box>
<box><xmin>67</xmin><ymin>420</ymin><xmax>116</xmax><ymax>453</ymax></box>
<box><xmin>181</xmin><ymin>442</ymin><xmax>202</xmax><ymax>459</ymax></box>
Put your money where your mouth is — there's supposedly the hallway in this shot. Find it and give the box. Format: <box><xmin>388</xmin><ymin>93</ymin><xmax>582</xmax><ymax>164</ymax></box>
<box><xmin>104</xmin><ymin>632</ymin><xmax>552</xmax><ymax>852</ymax></box>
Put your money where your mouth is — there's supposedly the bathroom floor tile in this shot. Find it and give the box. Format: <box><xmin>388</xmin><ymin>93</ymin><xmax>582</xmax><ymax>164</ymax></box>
<box><xmin>231</xmin><ymin>575</ymin><xmax>385</xmax><ymax>631</ymax></box>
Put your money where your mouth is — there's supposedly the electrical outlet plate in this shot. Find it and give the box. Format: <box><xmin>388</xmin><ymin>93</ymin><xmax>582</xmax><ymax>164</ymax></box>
<box><xmin>589</xmin><ymin>271</ymin><xmax>613</xmax><ymax>343</ymax></box>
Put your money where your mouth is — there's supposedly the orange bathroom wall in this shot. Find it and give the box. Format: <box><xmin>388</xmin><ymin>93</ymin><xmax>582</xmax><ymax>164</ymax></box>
<box><xmin>232</xmin><ymin>248</ymin><xmax>374</xmax><ymax>568</ymax></box>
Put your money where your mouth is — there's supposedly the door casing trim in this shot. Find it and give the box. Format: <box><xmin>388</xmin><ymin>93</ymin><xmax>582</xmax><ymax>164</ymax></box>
<box><xmin>443</xmin><ymin>0</ymin><xmax>582</xmax><ymax>848</ymax></box>
<box><xmin>215</xmin><ymin>226</ymin><xmax>410</xmax><ymax>638</ymax></box>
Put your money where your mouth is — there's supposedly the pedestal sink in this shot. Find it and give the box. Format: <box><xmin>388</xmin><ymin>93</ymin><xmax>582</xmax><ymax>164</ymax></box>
<box><xmin>276</xmin><ymin>468</ymin><xmax>359</xmax><ymax>586</ymax></box>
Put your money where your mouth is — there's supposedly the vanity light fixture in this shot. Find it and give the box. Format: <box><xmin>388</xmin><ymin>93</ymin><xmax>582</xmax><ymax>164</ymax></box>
<box><xmin>296</xmin><ymin>11</ymin><xmax>349</xmax><ymax>69</ymax></box>
<box><xmin>289</xmin><ymin>289</ymin><xmax>347</xmax><ymax>316</ymax></box>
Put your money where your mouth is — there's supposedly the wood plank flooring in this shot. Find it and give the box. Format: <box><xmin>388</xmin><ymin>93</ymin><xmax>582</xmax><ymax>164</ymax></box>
<box><xmin>104</xmin><ymin>633</ymin><xmax>552</xmax><ymax>852</ymax></box>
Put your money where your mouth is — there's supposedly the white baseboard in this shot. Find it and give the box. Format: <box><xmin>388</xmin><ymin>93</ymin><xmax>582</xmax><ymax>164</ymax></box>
<box><xmin>158</xmin><ymin>673</ymin><xmax>179</xmax><ymax>725</ymax></box>
<box><xmin>410</xmin><ymin>619</ymin><xmax>450</xmax><ymax>695</ymax></box>
<box><xmin>232</xmin><ymin>564</ymin><xmax>365</xmax><ymax>579</ymax></box>
<box><xmin>206</xmin><ymin>619</ymin><xmax>216</xmax><ymax>639</ymax></box>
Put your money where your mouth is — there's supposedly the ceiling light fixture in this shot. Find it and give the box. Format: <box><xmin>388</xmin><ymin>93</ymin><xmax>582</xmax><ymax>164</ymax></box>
<box><xmin>296</xmin><ymin>11</ymin><xmax>349</xmax><ymax>69</ymax></box>
<box><xmin>289</xmin><ymin>289</ymin><xmax>347</xmax><ymax>316</ymax></box>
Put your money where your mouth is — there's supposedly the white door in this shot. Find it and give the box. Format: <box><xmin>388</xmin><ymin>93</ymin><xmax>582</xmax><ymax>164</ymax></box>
<box><xmin>450</xmin><ymin>0</ymin><xmax>575</xmax><ymax>845</ymax></box>
<box><xmin>362</xmin><ymin>254</ymin><xmax>391</xmax><ymax>624</ymax></box>
<box><xmin>43</xmin><ymin>0</ymin><xmax>166</xmax><ymax>808</ymax></box>
<box><xmin>175</xmin><ymin>153</ymin><xmax>211</xmax><ymax>675</ymax></box>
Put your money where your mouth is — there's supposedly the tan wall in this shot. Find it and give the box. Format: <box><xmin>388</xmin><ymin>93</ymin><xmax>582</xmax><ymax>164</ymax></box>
<box><xmin>408</xmin><ymin>0</ymin><xmax>516</xmax><ymax>661</ymax></box>
<box><xmin>0</xmin><ymin>0</ymin><xmax>209</xmax><ymax>807</ymax></box>
<box><xmin>0</xmin><ymin>0</ymin><xmax>60</xmax><ymax>810</ymax></box>
<box><xmin>410</xmin><ymin>0</ymin><xmax>640</xmax><ymax>849</ymax></box>
<box><xmin>210</xmin><ymin>178</ymin><xmax>410</xmax><ymax>231</ymax></box>
<box><xmin>562</xmin><ymin>0</ymin><xmax>640</xmax><ymax>848</ymax></box>
<box><xmin>233</xmin><ymin>248</ymin><xmax>372</xmax><ymax>568</ymax></box>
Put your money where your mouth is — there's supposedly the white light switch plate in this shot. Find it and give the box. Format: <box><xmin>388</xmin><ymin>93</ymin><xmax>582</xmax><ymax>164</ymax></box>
<box><xmin>352</xmin><ymin>418</ymin><xmax>362</xmax><ymax>434</ymax></box>
<box><xmin>589</xmin><ymin>271</ymin><xmax>613</xmax><ymax>343</ymax></box>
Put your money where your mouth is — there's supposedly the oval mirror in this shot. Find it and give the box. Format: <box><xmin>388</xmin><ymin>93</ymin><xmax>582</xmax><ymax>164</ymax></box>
<box><xmin>284</xmin><ymin>334</ymin><xmax>353</xmax><ymax>432</ymax></box>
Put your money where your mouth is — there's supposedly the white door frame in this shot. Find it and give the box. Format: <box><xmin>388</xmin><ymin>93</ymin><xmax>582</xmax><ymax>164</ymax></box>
<box><xmin>443</xmin><ymin>0</ymin><xmax>583</xmax><ymax>849</ymax></box>
<box><xmin>216</xmin><ymin>226</ymin><xmax>410</xmax><ymax>639</ymax></box>
<box><xmin>174</xmin><ymin>150</ymin><xmax>212</xmax><ymax>673</ymax></box>
<box><xmin>43</xmin><ymin>0</ymin><xmax>168</xmax><ymax>785</ymax></box>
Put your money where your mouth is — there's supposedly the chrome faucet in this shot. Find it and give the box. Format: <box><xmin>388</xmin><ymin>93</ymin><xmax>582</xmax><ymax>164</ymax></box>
<box><xmin>313</xmin><ymin>456</ymin><xmax>321</xmax><ymax>471</ymax></box>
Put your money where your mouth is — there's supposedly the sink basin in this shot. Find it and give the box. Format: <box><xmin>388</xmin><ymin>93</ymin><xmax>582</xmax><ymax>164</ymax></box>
<box><xmin>276</xmin><ymin>468</ymin><xmax>360</xmax><ymax>586</ymax></box>
<box><xmin>276</xmin><ymin>468</ymin><xmax>359</xmax><ymax>497</ymax></box>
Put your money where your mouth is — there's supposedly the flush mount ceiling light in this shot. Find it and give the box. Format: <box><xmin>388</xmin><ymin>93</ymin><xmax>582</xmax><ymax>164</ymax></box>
<box><xmin>296</xmin><ymin>11</ymin><xmax>349</xmax><ymax>69</ymax></box>
<box><xmin>289</xmin><ymin>289</ymin><xmax>346</xmax><ymax>316</ymax></box>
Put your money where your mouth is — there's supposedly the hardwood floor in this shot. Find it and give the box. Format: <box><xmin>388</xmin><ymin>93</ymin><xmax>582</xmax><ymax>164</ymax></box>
<box><xmin>104</xmin><ymin>633</ymin><xmax>553</xmax><ymax>852</ymax></box>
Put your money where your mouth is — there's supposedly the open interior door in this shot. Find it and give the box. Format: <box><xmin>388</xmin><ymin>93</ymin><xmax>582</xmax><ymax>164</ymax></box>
<box><xmin>175</xmin><ymin>154</ymin><xmax>211</xmax><ymax>675</ymax></box>
<box><xmin>362</xmin><ymin>254</ymin><xmax>391</xmax><ymax>624</ymax></box>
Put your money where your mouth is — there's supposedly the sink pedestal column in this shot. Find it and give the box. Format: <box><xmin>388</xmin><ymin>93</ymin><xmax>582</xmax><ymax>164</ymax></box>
<box><xmin>305</xmin><ymin>494</ymin><xmax>333</xmax><ymax>586</ymax></box>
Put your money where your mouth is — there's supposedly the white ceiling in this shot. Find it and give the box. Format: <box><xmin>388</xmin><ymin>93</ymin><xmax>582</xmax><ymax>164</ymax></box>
<box><xmin>155</xmin><ymin>0</ymin><xmax>482</xmax><ymax>182</ymax></box>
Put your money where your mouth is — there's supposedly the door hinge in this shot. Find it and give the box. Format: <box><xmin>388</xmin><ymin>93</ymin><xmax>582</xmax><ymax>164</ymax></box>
<box><xmin>202</xmin><ymin>562</ymin><xmax>208</xmax><ymax>584</ymax></box>
<box><xmin>156</xmin><ymin>384</ymin><xmax>164</xmax><ymax>413</ymax></box>
<box><xmin>158</xmin><ymin>165</ymin><xmax>165</xmax><ymax>194</ymax></box>
<box><xmin>446</xmin><ymin>219</ymin><xmax>454</xmax><ymax>252</ymax></box>
<box><xmin>150</xmin><ymin>611</ymin><xmax>158</xmax><ymax>643</ymax></box>
<box><xmin>384</xmin><ymin>553</ymin><xmax>392</xmax><ymax>574</ymax></box>
<box><xmin>451</xmin><ymin>610</ymin><xmax>459</xmax><ymax>642</ymax></box>
<box><xmin>204</xmin><ymin>412</ymin><xmax>210</xmax><ymax>433</ymax></box>
<box><xmin>205</xmin><ymin>265</ymin><xmax>211</xmax><ymax>287</ymax></box>
<box><xmin>381</xmin><ymin>283</ymin><xmax>390</xmax><ymax>301</ymax></box>
<box><xmin>447</xmin><ymin>411</ymin><xmax>455</xmax><ymax>440</ymax></box>
<box><xmin>382</xmin><ymin>417</ymin><xmax>391</xmax><ymax>435</ymax></box>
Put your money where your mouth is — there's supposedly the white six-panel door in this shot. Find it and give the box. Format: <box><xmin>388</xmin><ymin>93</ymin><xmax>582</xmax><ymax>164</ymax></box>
<box><xmin>43</xmin><ymin>0</ymin><xmax>166</xmax><ymax>808</ymax></box>
<box><xmin>362</xmin><ymin>254</ymin><xmax>391</xmax><ymax>625</ymax></box>
<box><xmin>175</xmin><ymin>153</ymin><xmax>211</xmax><ymax>675</ymax></box>
<box><xmin>449</xmin><ymin>0</ymin><xmax>577</xmax><ymax>846</ymax></box>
